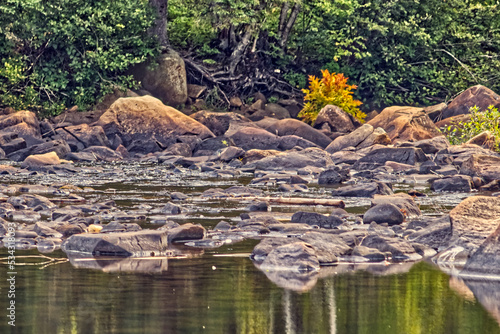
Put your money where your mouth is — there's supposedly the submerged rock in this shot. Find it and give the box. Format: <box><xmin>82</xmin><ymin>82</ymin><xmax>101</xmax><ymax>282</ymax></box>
<box><xmin>62</xmin><ymin>230</ymin><xmax>169</xmax><ymax>256</ymax></box>
<box><xmin>259</xmin><ymin>242</ymin><xmax>320</xmax><ymax>272</ymax></box>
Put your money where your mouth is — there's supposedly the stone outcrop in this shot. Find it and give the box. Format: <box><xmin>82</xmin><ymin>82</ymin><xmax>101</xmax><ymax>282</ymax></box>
<box><xmin>368</xmin><ymin>106</ymin><xmax>441</xmax><ymax>143</ymax></box>
<box><xmin>131</xmin><ymin>50</ymin><xmax>188</xmax><ymax>106</ymax></box>
<box><xmin>96</xmin><ymin>96</ymin><xmax>214</xmax><ymax>153</ymax></box>
<box><xmin>62</xmin><ymin>230</ymin><xmax>169</xmax><ymax>256</ymax></box>
<box><xmin>441</xmin><ymin>85</ymin><xmax>500</xmax><ymax>120</ymax></box>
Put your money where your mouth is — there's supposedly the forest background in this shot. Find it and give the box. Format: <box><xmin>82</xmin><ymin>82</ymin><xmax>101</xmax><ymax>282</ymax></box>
<box><xmin>0</xmin><ymin>0</ymin><xmax>499</xmax><ymax>116</ymax></box>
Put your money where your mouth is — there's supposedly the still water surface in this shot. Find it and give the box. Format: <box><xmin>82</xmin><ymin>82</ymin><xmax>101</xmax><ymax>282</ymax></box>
<box><xmin>1</xmin><ymin>244</ymin><xmax>499</xmax><ymax>334</ymax></box>
<box><xmin>1</xmin><ymin>163</ymin><xmax>499</xmax><ymax>333</ymax></box>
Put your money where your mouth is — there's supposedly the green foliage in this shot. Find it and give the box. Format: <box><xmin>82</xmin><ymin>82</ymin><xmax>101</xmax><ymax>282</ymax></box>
<box><xmin>283</xmin><ymin>71</ymin><xmax>307</xmax><ymax>89</ymax></box>
<box><xmin>442</xmin><ymin>105</ymin><xmax>500</xmax><ymax>151</ymax></box>
<box><xmin>0</xmin><ymin>0</ymin><xmax>158</xmax><ymax>116</ymax></box>
<box><xmin>299</xmin><ymin>69</ymin><xmax>365</xmax><ymax>124</ymax></box>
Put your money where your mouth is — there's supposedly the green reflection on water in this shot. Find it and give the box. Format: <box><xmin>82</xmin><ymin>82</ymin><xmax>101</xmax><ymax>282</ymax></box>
<box><xmin>0</xmin><ymin>250</ymin><xmax>499</xmax><ymax>334</ymax></box>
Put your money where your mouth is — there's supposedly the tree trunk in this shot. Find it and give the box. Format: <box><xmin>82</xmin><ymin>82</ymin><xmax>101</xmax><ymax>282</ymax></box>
<box><xmin>228</xmin><ymin>24</ymin><xmax>254</xmax><ymax>76</ymax></box>
<box><xmin>279</xmin><ymin>3</ymin><xmax>301</xmax><ymax>49</ymax></box>
<box><xmin>278</xmin><ymin>2</ymin><xmax>290</xmax><ymax>39</ymax></box>
<box><xmin>149</xmin><ymin>0</ymin><xmax>169</xmax><ymax>50</ymax></box>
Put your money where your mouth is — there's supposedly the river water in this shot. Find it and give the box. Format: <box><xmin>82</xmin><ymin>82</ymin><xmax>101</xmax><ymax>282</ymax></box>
<box><xmin>1</xmin><ymin>162</ymin><xmax>500</xmax><ymax>333</ymax></box>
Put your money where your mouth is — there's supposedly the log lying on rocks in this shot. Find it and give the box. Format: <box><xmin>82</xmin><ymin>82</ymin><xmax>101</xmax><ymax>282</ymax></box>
<box><xmin>224</xmin><ymin>196</ymin><xmax>345</xmax><ymax>208</ymax></box>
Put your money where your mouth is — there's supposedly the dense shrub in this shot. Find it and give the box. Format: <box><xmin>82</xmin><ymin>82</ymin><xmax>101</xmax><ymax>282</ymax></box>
<box><xmin>0</xmin><ymin>0</ymin><xmax>158</xmax><ymax>116</ymax></box>
<box><xmin>299</xmin><ymin>69</ymin><xmax>364</xmax><ymax>124</ymax></box>
<box><xmin>442</xmin><ymin>105</ymin><xmax>500</xmax><ymax>151</ymax></box>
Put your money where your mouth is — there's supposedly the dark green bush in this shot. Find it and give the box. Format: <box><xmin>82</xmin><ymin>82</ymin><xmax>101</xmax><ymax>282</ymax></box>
<box><xmin>0</xmin><ymin>0</ymin><xmax>158</xmax><ymax>116</ymax></box>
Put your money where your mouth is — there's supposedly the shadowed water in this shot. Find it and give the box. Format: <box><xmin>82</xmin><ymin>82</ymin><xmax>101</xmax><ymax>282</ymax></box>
<box><xmin>1</xmin><ymin>246</ymin><xmax>499</xmax><ymax>334</ymax></box>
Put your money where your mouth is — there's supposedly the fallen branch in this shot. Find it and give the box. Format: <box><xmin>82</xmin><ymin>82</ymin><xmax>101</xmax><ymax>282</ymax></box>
<box><xmin>219</xmin><ymin>196</ymin><xmax>345</xmax><ymax>208</ymax></box>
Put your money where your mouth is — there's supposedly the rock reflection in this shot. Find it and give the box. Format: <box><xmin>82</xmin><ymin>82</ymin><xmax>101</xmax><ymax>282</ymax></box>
<box><xmin>260</xmin><ymin>267</ymin><xmax>319</xmax><ymax>292</ymax></box>
<box><xmin>463</xmin><ymin>279</ymin><xmax>500</xmax><ymax>326</ymax></box>
<box><xmin>66</xmin><ymin>245</ymin><xmax>204</xmax><ymax>273</ymax></box>
<box><xmin>67</xmin><ymin>253</ymin><xmax>169</xmax><ymax>273</ymax></box>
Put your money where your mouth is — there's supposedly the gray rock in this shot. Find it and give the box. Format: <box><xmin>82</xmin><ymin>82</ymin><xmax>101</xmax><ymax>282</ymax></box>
<box><xmin>325</xmin><ymin>124</ymin><xmax>374</xmax><ymax>153</ymax></box>
<box><xmin>259</xmin><ymin>242</ymin><xmax>320</xmax><ymax>272</ymax></box>
<box><xmin>331</xmin><ymin>182</ymin><xmax>393</xmax><ymax>197</ymax></box>
<box><xmin>291</xmin><ymin>211</ymin><xmax>343</xmax><ymax>229</ymax></box>
<box><xmin>318</xmin><ymin>166</ymin><xmax>350</xmax><ymax>185</ymax></box>
<box><xmin>167</xmin><ymin>223</ymin><xmax>206</xmax><ymax>243</ymax></box>
<box><xmin>371</xmin><ymin>193</ymin><xmax>421</xmax><ymax>217</ymax></box>
<box><xmin>461</xmin><ymin>222</ymin><xmax>500</xmax><ymax>277</ymax></box>
<box><xmin>353</xmin><ymin>147</ymin><xmax>429</xmax><ymax>170</ymax></box>
<box><xmin>361</xmin><ymin>235</ymin><xmax>422</xmax><ymax>262</ymax></box>
<box><xmin>363</xmin><ymin>203</ymin><xmax>404</xmax><ymax>225</ymax></box>
<box><xmin>352</xmin><ymin>245</ymin><xmax>387</xmax><ymax>262</ymax></box>
<box><xmin>62</xmin><ymin>230</ymin><xmax>169</xmax><ymax>256</ymax></box>
<box><xmin>430</xmin><ymin>175</ymin><xmax>473</xmax><ymax>192</ymax></box>
<box><xmin>460</xmin><ymin>154</ymin><xmax>500</xmax><ymax>183</ymax></box>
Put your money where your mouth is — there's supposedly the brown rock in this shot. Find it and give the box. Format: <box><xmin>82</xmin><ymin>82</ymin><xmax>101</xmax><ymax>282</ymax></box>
<box><xmin>187</xmin><ymin>84</ymin><xmax>207</xmax><ymax>99</ymax></box>
<box><xmin>56</xmin><ymin>124</ymin><xmax>109</xmax><ymax>149</ymax></box>
<box><xmin>442</xmin><ymin>85</ymin><xmax>500</xmax><ymax>120</ymax></box>
<box><xmin>132</xmin><ymin>50</ymin><xmax>188</xmax><ymax>106</ymax></box>
<box><xmin>0</xmin><ymin>110</ymin><xmax>40</xmax><ymax>139</ymax></box>
<box><xmin>263</xmin><ymin>118</ymin><xmax>332</xmax><ymax>148</ymax></box>
<box><xmin>242</xmin><ymin>149</ymin><xmax>281</xmax><ymax>164</ymax></box>
<box><xmin>450</xmin><ymin>196</ymin><xmax>500</xmax><ymax>248</ymax></box>
<box><xmin>368</xmin><ymin>106</ymin><xmax>441</xmax><ymax>143</ymax></box>
<box><xmin>466</xmin><ymin>131</ymin><xmax>497</xmax><ymax>151</ymax></box>
<box><xmin>460</xmin><ymin>154</ymin><xmax>500</xmax><ymax>183</ymax></box>
<box><xmin>21</xmin><ymin>151</ymin><xmax>61</xmax><ymax>168</ymax></box>
<box><xmin>325</xmin><ymin>123</ymin><xmax>374</xmax><ymax>153</ymax></box>
<box><xmin>96</xmin><ymin>96</ymin><xmax>214</xmax><ymax>153</ymax></box>
<box><xmin>314</xmin><ymin>105</ymin><xmax>356</xmax><ymax>133</ymax></box>
<box><xmin>229</xmin><ymin>96</ymin><xmax>243</xmax><ymax>108</ymax></box>
<box><xmin>191</xmin><ymin>111</ymin><xmax>251</xmax><ymax>136</ymax></box>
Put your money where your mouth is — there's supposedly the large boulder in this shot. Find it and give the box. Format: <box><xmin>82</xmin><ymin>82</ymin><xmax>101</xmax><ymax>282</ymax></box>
<box><xmin>190</xmin><ymin>111</ymin><xmax>251</xmax><ymax>136</ymax></box>
<box><xmin>461</xmin><ymin>221</ymin><xmax>500</xmax><ymax>276</ymax></box>
<box><xmin>325</xmin><ymin>124</ymin><xmax>374</xmax><ymax>153</ymax></box>
<box><xmin>371</xmin><ymin>193</ymin><xmax>421</xmax><ymax>217</ymax></box>
<box><xmin>246</xmin><ymin>147</ymin><xmax>334</xmax><ymax>170</ymax></box>
<box><xmin>55</xmin><ymin>124</ymin><xmax>109</xmax><ymax>151</ymax></box>
<box><xmin>368</xmin><ymin>106</ymin><xmax>441</xmax><ymax>143</ymax></box>
<box><xmin>131</xmin><ymin>50</ymin><xmax>188</xmax><ymax>106</ymax></box>
<box><xmin>259</xmin><ymin>242</ymin><xmax>320</xmax><ymax>272</ymax></box>
<box><xmin>263</xmin><ymin>118</ymin><xmax>333</xmax><ymax>148</ymax></box>
<box><xmin>227</xmin><ymin>126</ymin><xmax>280</xmax><ymax>151</ymax></box>
<box><xmin>96</xmin><ymin>96</ymin><xmax>214</xmax><ymax>153</ymax></box>
<box><xmin>21</xmin><ymin>151</ymin><xmax>61</xmax><ymax>169</ymax></box>
<box><xmin>441</xmin><ymin>85</ymin><xmax>500</xmax><ymax>120</ymax></box>
<box><xmin>430</xmin><ymin>175</ymin><xmax>473</xmax><ymax>192</ymax></box>
<box><xmin>0</xmin><ymin>110</ymin><xmax>41</xmax><ymax>142</ymax></box>
<box><xmin>314</xmin><ymin>105</ymin><xmax>356</xmax><ymax>133</ymax></box>
<box><xmin>62</xmin><ymin>230</ymin><xmax>169</xmax><ymax>256</ymax></box>
<box><xmin>449</xmin><ymin>196</ymin><xmax>500</xmax><ymax>249</ymax></box>
<box><xmin>353</xmin><ymin>147</ymin><xmax>429</xmax><ymax>170</ymax></box>
<box><xmin>460</xmin><ymin>154</ymin><xmax>500</xmax><ymax>183</ymax></box>
<box><xmin>290</xmin><ymin>211</ymin><xmax>343</xmax><ymax>229</ymax></box>
<box><xmin>363</xmin><ymin>203</ymin><xmax>405</xmax><ymax>225</ymax></box>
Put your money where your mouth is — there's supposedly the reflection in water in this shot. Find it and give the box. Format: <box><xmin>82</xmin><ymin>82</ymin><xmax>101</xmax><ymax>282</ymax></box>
<box><xmin>67</xmin><ymin>254</ymin><xmax>170</xmax><ymax>273</ymax></box>
<box><xmin>1</xmin><ymin>249</ymin><xmax>500</xmax><ymax>334</ymax></box>
<box><xmin>464</xmin><ymin>279</ymin><xmax>500</xmax><ymax>326</ymax></box>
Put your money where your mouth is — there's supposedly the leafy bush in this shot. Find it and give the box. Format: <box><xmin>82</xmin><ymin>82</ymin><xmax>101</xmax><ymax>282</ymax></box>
<box><xmin>298</xmin><ymin>69</ymin><xmax>365</xmax><ymax>124</ymax></box>
<box><xmin>0</xmin><ymin>0</ymin><xmax>158</xmax><ymax>116</ymax></box>
<box><xmin>442</xmin><ymin>105</ymin><xmax>500</xmax><ymax>151</ymax></box>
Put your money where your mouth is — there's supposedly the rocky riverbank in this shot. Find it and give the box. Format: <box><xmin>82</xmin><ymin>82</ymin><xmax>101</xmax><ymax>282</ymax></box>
<box><xmin>1</xmin><ymin>84</ymin><xmax>500</xmax><ymax>290</ymax></box>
